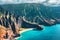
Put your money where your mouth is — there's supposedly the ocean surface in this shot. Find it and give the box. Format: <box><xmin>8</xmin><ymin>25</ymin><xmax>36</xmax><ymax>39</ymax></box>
<box><xmin>17</xmin><ymin>24</ymin><xmax>60</xmax><ymax>40</ymax></box>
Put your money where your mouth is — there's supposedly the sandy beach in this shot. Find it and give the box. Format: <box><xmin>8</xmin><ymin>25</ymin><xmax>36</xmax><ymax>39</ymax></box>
<box><xmin>15</xmin><ymin>28</ymin><xmax>33</xmax><ymax>40</ymax></box>
<box><xmin>20</xmin><ymin>28</ymin><xmax>33</xmax><ymax>34</ymax></box>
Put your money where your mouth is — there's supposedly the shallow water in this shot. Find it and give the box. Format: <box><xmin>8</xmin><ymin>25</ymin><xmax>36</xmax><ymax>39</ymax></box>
<box><xmin>17</xmin><ymin>24</ymin><xmax>60</xmax><ymax>40</ymax></box>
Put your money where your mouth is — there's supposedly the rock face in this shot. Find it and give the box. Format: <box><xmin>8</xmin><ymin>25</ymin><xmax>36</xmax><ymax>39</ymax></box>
<box><xmin>0</xmin><ymin>3</ymin><xmax>60</xmax><ymax>26</ymax></box>
<box><xmin>21</xmin><ymin>17</ymin><xmax>43</xmax><ymax>30</ymax></box>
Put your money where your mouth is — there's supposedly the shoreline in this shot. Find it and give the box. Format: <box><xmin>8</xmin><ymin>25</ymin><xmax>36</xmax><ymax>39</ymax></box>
<box><xmin>20</xmin><ymin>28</ymin><xmax>33</xmax><ymax>34</ymax></box>
<box><xmin>15</xmin><ymin>28</ymin><xmax>33</xmax><ymax>40</ymax></box>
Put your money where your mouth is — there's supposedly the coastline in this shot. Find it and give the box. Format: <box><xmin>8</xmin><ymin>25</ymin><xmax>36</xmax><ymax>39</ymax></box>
<box><xmin>15</xmin><ymin>28</ymin><xmax>33</xmax><ymax>40</ymax></box>
<box><xmin>20</xmin><ymin>28</ymin><xmax>33</xmax><ymax>34</ymax></box>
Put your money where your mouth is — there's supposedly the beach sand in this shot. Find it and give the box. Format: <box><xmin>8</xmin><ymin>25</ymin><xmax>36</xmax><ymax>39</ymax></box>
<box><xmin>20</xmin><ymin>28</ymin><xmax>33</xmax><ymax>34</ymax></box>
<box><xmin>15</xmin><ymin>28</ymin><xmax>33</xmax><ymax>40</ymax></box>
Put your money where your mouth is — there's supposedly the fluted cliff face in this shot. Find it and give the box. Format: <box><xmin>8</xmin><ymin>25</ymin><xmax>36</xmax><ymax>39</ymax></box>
<box><xmin>0</xmin><ymin>3</ymin><xmax>60</xmax><ymax>25</ymax></box>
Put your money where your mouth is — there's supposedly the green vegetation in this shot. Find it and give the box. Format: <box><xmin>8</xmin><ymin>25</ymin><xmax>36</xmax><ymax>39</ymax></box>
<box><xmin>0</xmin><ymin>3</ymin><xmax>60</xmax><ymax>24</ymax></box>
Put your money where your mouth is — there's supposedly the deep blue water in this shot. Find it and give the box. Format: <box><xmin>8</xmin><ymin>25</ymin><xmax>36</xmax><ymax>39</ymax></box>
<box><xmin>17</xmin><ymin>24</ymin><xmax>60</xmax><ymax>40</ymax></box>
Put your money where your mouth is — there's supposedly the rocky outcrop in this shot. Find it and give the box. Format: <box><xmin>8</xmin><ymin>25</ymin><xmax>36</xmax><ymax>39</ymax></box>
<box><xmin>21</xmin><ymin>16</ymin><xmax>43</xmax><ymax>30</ymax></box>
